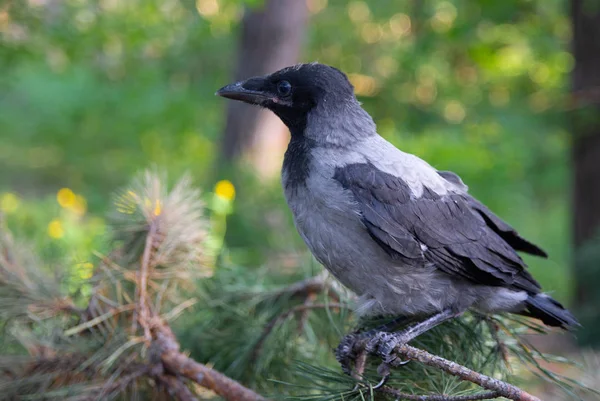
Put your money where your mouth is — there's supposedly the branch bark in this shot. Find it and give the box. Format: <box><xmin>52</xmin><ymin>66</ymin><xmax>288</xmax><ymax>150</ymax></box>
<box><xmin>380</xmin><ymin>387</ymin><xmax>500</xmax><ymax>401</ymax></box>
<box><xmin>152</xmin><ymin>320</ymin><xmax>269</xmax><ymax>401</ymax></box>
<box><xmin>157</xmin><ymin>374</ymin><xmax>199</xmax><ymax>401</ymax></box>
<box><xmin>391</xmin><ymin>344</ymin><xmax>541</xmax><ymax>401</ymax></box>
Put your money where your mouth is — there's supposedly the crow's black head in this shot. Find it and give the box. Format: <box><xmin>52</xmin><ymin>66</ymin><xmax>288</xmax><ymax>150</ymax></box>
<box><xmin>216</xmin><ymin>63</ymin><xmax>355</xmax><ymax>133</ymax></box>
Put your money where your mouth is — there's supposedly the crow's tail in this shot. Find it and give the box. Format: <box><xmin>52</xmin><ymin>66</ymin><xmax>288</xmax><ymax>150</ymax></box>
<box><xmin>523</xmin><ymin>293</ymin><xmax>579</xmax><ymax>330</ymax></box>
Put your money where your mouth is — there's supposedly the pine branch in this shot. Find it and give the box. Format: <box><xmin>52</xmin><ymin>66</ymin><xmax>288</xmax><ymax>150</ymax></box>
<box><xmin>153</xmin><ymin>320</ymin><xmax>269</xmax><ymax>401</ymax></box>
<box><xmin>331</xmin><ymin>317</ymin><xmax>545</xmax><ymax>401</ymax></box>
<box><xmin>0</xmin><ymin>172</ymin><xmax>273</xmax><ymax>401</ymax></box>
<box><xmin>379</xmin><ymin>387</ymin><xmax>500</xmax><ymax>401</ymax></box>
<box><xmin>391</xmin><ymin>344</ymin><xmax>541</xmax><ymax>401</ymax></box>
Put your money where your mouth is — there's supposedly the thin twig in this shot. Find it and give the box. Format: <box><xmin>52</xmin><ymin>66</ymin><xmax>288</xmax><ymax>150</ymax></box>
<box><xmin>297</xmin><ymin>292</ymin><xmax>317</xmax><ymax>333</ymax></box>
<box><xmin>83</xmin><ymin>295</ymin><xmax>110</xmax><ymax>338</ymax></box>
<box><xmin>273</xmin><ymin>272</ymin><xmax>341</xmax><ymax>302</ymax></box>
<box><xmin>393</xmin><ymin>344</ymin><xmax>541</xmax><ymax>401</ymax></box>
<box><xmin>96</xmin><ymin>361</ymin><xmax>149</xmax><ymax>400</ymax></box>
<box><xmin>379</xmin><ymin>387</ymin><xmax>500</xmax><ymax>401</ymax></box>
<box><xmin>485</xmin><ymin>317</ymin><xmax>510</xmax><ymax>368</ymax></box>
<box><xmin>252</xmin><ymin>302</ymin><xmax>344</xmax><ymax>362</ymax></box>
<box><xmin>158</xmin><ymin>374</ymin><xmax>199</xmax><ymax>401</ymax></box>
<box><xmin>64</xmin><ymin>304</ymin><xmax>136</xmax><ymax>336</ymax></box>
<box><xmin>353</xmin><ymin>349</ymin><xmax>368</xmax><ymax>381</ymax></box>
<box><xmin>162</xmin><ymin>298</ymin><xmax>198</xmax><ymax>322</ymax></box>
<box><xmin>139</xmin><ymin>220</ymin><xmax>159</xmax><ymax>343</ymax></box>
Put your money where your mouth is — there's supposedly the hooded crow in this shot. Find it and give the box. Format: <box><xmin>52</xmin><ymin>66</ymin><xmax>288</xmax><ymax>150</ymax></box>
<box><xmin>216</xmin><ymin>62</ymin><xmax>578</xmax><ymax>372</ymax></box>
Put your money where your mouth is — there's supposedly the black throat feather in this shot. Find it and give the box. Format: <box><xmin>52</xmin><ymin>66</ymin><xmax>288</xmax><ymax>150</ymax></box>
<box><xmin>282</xmin><ymin>130</ymin><xmax>314</xmax><ymax>191</ymax></box>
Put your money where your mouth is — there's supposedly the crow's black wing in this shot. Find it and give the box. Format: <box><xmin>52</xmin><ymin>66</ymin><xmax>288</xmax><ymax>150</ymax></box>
<box><xmin>437</xmin><ymin>170</ymin><xmax>547</xmax><ymax>258</ymax></box>
<box><xmin>334</xmin><ymin>163</ymin><xmax>542</xmax><ymax>294</ymax></box>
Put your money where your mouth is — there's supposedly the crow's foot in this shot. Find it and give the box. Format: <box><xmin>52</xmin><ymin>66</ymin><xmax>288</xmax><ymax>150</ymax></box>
<box><xmin>365</xmin><ymin>331</ymin><xmax>410</xmax><ymax>366</ymax></box>
<box><xmin>363</xmin><ymin>330</ymin><xmax>411</xmax><ymax>388</ymax></box>
<box><xmin>337</xmin><ymin>311</ymin><xmax>457</xmax><ymax>388</ymax></box>
<box><xmin>335</xmin><ymin>328</ymin><xmax>411</xmax><ymax>387</ymax></box>
<box><xmin>335</xmin><ymin>331</ymin><xmax>363</xmax><ymax>375</ymax></box>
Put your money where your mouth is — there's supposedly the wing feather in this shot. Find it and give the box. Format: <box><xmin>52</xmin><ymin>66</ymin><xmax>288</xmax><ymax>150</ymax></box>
<box><xmin>334</xmin><ymin>163</ymin><xmax>543</xmax><ymax>294</ymax></box>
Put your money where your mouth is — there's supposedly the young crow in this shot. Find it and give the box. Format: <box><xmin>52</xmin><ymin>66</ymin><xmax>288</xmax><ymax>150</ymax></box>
<box><xmin>216</xmin><ymin>62</ymin><xmax>578</xmax><ymax>373</ymax></box>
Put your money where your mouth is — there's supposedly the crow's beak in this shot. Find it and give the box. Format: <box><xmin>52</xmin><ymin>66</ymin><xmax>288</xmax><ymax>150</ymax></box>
<box><xmin>215</xmin><ymin>80</ymin><xmax>271</xmax><ymax>105</ymax></box>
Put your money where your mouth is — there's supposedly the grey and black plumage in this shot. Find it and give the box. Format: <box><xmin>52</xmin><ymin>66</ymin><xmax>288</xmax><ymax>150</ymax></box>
<box><xmin>216</xmin><ymin>63</ymin><xmax>578</xmax><ymax>336</ymax></box>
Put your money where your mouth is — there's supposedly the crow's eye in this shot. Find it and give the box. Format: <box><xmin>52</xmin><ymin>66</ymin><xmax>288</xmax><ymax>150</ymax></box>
<box><xmin>277</xmin><ymin>80</ymin><xmax>292</xmax><ymax>97</ymax></box>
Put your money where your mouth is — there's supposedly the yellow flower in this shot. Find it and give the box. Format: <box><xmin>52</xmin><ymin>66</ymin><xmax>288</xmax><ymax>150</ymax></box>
<box><xmin>215</xmin><ymin>180</ymin><xmax>235</xmax><ymax>201</ymax></box>
<box><xmin>48</xmin><ymin>219</ymin><xmax>64</xmax><ymax>239</ymax></box>
<box><xmin>154</xmin><ymin>199</ymin><xmax>162</xmax><ymax>216</ymax></box>
<box><xmin>0</xmin><ymin>193</ymin><xmax>20</xmax><ymax>214</ymax></box>
<box><xmin>57</xmin><ymin>188</ymin><xmax>75</xmax><ymax>208</ymax></box>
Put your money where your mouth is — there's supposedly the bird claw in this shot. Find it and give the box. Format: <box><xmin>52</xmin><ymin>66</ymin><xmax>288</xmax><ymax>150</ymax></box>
<box><xmin>364</xmin><ymin>331</ymin><xmax>410</xmax><ymax>389</ymax></box>
<box><xmin>366</xmin><ymin>331</ymin><xmax>408</xmax><ymax>360</ymax></box>
<box><xmin>335</xmin><ymin>332</ymin><xmax>360</xmax><ymax>375</ymax></box>
<box><xmin>371</xmin><ymin>359</ymin><xmax>411</xmax><ymax>390</ymax></box>
<box><xmin>366</xmin><ymin>330</ymin><xmax>411</xmax><ymax>379</ymax></box>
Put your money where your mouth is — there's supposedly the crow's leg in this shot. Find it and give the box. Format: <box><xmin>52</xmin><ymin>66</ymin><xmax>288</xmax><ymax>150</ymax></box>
<box><xmin>366</xmin><ymin>309</ymin><xmax>461</xmax><ymax>388</ymax></box>
<box><xmin>367</xmin><ymin>309</ymin><xmax>459</xmax><ymax>362</ymax></box>
<box><xmin>335</xmin><ymin>316</ymin><xmax>411</xmax><ymax>376</ymax></box>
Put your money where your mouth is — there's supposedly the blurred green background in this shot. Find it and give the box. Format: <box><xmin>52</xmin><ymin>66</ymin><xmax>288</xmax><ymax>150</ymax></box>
<box><xmin>0</xmin><ymin>0</ymin><xmax>583</xmax><ymax>337</ymax></box>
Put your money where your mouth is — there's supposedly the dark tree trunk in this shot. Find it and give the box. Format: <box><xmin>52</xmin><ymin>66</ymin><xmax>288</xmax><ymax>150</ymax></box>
<box><xmin>571</xmin><ymin>0</ymin><xmax>600</xmax><ymax>346</ymax></box>
<box><xmin>219</xmin><ymin>0</ymin><xmax>308</xmax><ymax>175</ymax></box>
